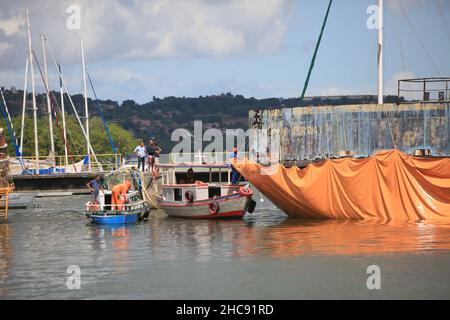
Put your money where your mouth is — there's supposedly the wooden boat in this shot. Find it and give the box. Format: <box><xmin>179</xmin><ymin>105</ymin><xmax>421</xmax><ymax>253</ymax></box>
<box><xmin>0</xmin><ymin>128</ymin><xmax>13</xmax><ymax>222</ymax></box>
<box><xmin>155</xmin><ymin>163</ymin><xmax>256</xmax><ymax>219</ymax></box>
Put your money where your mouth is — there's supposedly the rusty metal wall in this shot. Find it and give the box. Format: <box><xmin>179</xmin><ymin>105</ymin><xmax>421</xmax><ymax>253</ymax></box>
<box><xmin>248</xmin><ymin>103</ymin><xmax>450</xmax><ymax>163</ymax></box>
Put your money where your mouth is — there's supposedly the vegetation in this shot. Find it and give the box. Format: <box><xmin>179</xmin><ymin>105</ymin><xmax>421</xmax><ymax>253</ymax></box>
<box><xmin>3</xmin><ymin>114</ymin><xmax>138</xmax><ymax>157</ymax></box>
<box><xmin>1</xmin><ymin>88</ymin><xmax>401</xmax><ymax>156</ymax></box>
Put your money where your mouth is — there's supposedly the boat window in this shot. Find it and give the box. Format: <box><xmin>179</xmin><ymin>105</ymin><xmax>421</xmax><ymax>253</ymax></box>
<box><xmin>104</xmin><ymin>193</ymin><xmax>112</xmax><ymax>205</ymax></box>
<box><xmin>208</xmin><ymin>187</ymin><xmax>221</xmax><ymax>198</ymax></box>
<box><xmin>174</xmin><ymin>188</ymin><xmax>182</xmax><ymax>201</ymax></box>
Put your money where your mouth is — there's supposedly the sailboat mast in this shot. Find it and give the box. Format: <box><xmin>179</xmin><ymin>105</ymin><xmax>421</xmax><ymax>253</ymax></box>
<box><xmin>378</xmin><ymin>0</ymin><xmax>384</xmax><ymax>105</ymax></box>
<box><xmin>59</xmin><ymin>64</ymin><xmax>69</xmax><ymax>169</ymax></box>
<box><xmin>41</xmin><ymin>34</ymin><xmax>55</xmax><ymax>155</ymax></box>
<box><xmin>20</xmin><ymin>57</ymin><xmax>29</xmax><ymax>154</ymax></box>
<box><xmin>80</xmin><ymin>38</ymin><xmax>90</xmax><ymax>172</ymax></box>
<box><xmin>26</xmin><ymin>8</ymin><xmax>40</xmax><ymax>173</ymax></box>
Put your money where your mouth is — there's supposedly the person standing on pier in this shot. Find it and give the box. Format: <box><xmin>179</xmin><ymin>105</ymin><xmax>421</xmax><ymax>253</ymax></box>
<box><xmin>87</xmin><ymin>175</ymin><xmax>104</xmax><ymax>205</ymax></box>
<box><xmin>230</xmin><ymin>147</ymin><xmax>239</xmax><ymax>185</ymax></box>
<box><xmin>134</xmin><ymin>141</ymin><xmax>147</xmax><ymax>172</ymax></box>
<box><xmin>147</xmin><ymin>138</ymin><xmax>161</xmax><ymax>176</ymax></box>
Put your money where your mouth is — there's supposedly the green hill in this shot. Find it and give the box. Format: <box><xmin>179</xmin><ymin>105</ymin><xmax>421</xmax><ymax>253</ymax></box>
<box><xmin>0</xmin><ymin>88</ymin><xmax>401</xmax><ymax>155</ymax></box>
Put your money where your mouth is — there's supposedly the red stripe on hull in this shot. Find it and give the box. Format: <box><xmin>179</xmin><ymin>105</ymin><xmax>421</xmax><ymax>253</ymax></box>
<box><xmin>169</xmin><ymin>210</ymin><xmax>245</xmax><ymax>219</ymax></box>
<box><xmin>158</xmin><ymin>194</ymin><xmax>250</xmax><ymax>207</ymax></box>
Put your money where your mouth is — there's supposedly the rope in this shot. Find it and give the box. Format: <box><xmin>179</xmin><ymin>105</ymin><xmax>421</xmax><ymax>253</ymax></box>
<box><xmin>86</xmin><ymin>71</ymin><xmax>117</xmax><ymax>155</ymax></box>
<box><xmin>396</xmin><ymin>0</ymin><xmax>441</xmax><ymax>75</ymax></box>
<box><xmin>32</xmin><ymin>50</ymin><xmax>72</xmax><ymax>157</ymax></box>
<box><xmin>108</xmin><ymin>168</ymin><xmax>159</xmax><ymax>209</ymax></box>
<box><xmin>0</xmin><ymin>89</ymin><xmax>24</xmax><ymax>168</ymax></box>
<box><xmin>436</xmin><ymin>0</ymin><xmax>450</xmax><ymax>45</ymax></box>
<box><xmin>300</xmin><ymin>0</ymin><xmax>333</xmax><ymax>102</ymax></box>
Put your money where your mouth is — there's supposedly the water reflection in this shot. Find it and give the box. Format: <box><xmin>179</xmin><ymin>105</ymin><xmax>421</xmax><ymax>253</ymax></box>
<box><xmin>238</xmin><ymin>216</ymin><xmax>450</xmax><ymax>257</ymax></box>
<box><xmin>0</xmin><ymin>223</ymin><xmax>12</xmax><ymax>296</ymax></box>
<box><xmin>1</xmin><ymin>196</ymin><xmax>450</xmax><ymax>299</ymax></box>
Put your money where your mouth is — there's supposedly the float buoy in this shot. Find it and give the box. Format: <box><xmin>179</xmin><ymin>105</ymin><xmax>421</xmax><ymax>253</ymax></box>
<box><xmin>208</xmin><ymin>202</ymin><xmax>220</xmax><ymax>215</ymax></box>
<box><xmin>239</xmin><ymin>185</ymin><xmax>253</xmax><ymax>197</ymax></box>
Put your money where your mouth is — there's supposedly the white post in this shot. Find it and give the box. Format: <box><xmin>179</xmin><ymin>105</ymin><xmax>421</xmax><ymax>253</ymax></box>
<box><xmin>41</xmin><ymin>34</ymin><xmax>55</xmax><ymax>156</ymax></box>
<box><xmin>59</xmin><ymin>64</ymin><xmax>69</xmax><ymax>169</ymax></box>
<box><xmin>377</xmin><ymin>0</ymin><xmax>384</xmax><ymax>105</ymax></box>
<box><xmin>80</xmin><ymin>38</ymin><xmax>91</xmax><ymax>172</ymax></box>
<box><xmin>26</xmin><ymin>8</ymin><xmax>39</xmax><ymax>174</ymax></box>
<box><xmin>20</xmin><ymin>57</ymin><xmax>29</xmax><ymax>154</ymax></box>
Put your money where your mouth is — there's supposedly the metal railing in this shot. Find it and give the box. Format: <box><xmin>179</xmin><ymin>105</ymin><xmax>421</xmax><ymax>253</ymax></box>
<box><xmin>168</xmin><ymin>151</ymin><xmax>249</xmax><ymax>164</ymax></box>
<box><xmin>398</xmin><ymin>77</ymin><xmax>450</xmax><ymax>103</ymax></box>
<box><xmin>13</xmin><ymin>153</ymin><xmax>122</xmax><ymax>175</ymax></box>
<box><xmin>86</xmin><ymin>200</ymin><xmax>146</xmax><ymax>212</ymax></box>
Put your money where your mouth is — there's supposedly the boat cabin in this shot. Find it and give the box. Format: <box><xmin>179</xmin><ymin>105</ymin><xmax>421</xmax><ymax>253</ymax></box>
<box><xmin>157</xmin><ymin>164</ymin><xmax>243</xmax><ymax>202</ymax></box>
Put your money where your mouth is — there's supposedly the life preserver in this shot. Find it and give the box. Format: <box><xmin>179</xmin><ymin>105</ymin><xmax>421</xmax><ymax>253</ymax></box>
<box><xmin>208</xmin><ymin>202</ymin><xmax>220</xmax><ymax>215</ymax></box>
<box><xmin>239</xmin><ymin>185</ymin><xmax>253</xmax><ymax>197</ymax></box>
<box><xmin>185</xmin><ymin>190</ymin><xmax>194</xmax><ymax>203</ymax></box>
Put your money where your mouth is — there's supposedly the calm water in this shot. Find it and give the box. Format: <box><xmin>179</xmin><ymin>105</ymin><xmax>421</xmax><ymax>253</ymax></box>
<box><xmin>1</xmin><ymin>195</ymin><xmax>450</xmax><ymax>299</ymax></box>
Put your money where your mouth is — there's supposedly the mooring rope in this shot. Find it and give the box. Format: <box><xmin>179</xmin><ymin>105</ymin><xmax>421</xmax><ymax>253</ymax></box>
<box><xmin>300</xmin><ymin>0</ymin><xmax>333</xmax><ymax>102</ymax></box>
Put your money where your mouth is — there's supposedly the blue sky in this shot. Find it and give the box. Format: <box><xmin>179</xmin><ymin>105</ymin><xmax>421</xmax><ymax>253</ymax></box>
<box><xmin>1</xmin><ymin>0</ymin><xmax>449</xmax><ymax>104</ymax></box>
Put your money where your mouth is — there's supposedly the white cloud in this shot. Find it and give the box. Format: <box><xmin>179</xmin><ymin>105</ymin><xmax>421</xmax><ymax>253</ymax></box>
<box><xmin>387</xmin><ymin>70</ymin><xmax>415</xmax><ymax>95</ymax></box>
<box><xmin>0</xmin><ymin>14</ymin><xmax>23</xmax><ymax>37</ymax></box>
<box><xmin>0</xmin><ymin>0</ymin><xmax>292</xmax><ymax>69</ymax></box>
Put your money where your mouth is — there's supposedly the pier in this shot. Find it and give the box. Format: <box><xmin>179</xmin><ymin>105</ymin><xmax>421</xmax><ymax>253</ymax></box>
<box><xmin>12</xmin><ymin>173</ymin><xmax>98</xmax><ymax>194</ymax></box>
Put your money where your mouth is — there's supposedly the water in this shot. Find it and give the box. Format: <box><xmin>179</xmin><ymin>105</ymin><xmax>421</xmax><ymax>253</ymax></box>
<box><xmin>1</xmin><ymin>195</ymin><xmax>450</xmax><ymax>299</ymax></box>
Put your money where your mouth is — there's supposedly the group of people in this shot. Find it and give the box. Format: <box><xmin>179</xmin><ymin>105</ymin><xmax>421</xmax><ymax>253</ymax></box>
<box><xmin>134</xmin><ymin>138</ymin><xmax>162</xmax><ymax>173</ymax></box>
<box><xmin>87</xmin><ymin>175</ymin><xmax>131</xmax><ymax>210</ymax></box>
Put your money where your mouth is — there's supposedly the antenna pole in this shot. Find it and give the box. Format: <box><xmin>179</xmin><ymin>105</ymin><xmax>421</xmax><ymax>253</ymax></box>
<box><xmin>378</xmin><ymin>0</ymin><xmax>384</xmax><ymax>105</ymax></box>
<box><xmin>80</xmin><ymin>38</ymin><xmax>91</xmax><ymax>172</ymax></box>
<box><xmin>20</xmin><ymin>57</ymin><xmax>29</xmax><ymax>154</ymax></box>
<box><xmin>59</xmin><ymin>64</ymin><xmax>69</xmax><ymax>169</ymax></box>
<box><xmin>26</xmin><ymin>8</ymin><xmax>40</xmax><ymax>174</ymax></box>
<box><xmin>41</xmin><ymin>34</ymin><xmax>55</xmax><ymax>156</ymax></box>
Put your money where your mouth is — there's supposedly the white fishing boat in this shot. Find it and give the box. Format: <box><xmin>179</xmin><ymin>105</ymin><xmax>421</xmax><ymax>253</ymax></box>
<box><xmin>155</xmin><ymin>163</ymin><xmax>256</xmax><ymax>219</ymax></box>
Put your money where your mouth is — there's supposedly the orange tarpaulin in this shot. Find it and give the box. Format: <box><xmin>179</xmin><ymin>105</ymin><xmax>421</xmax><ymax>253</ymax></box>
<box><xmin>233</xmin><ymin>150</ymin><xmax>450</xmax><ymax>222</ymax></box>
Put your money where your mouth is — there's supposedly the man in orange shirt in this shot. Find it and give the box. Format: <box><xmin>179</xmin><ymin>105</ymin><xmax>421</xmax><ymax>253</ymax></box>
<box><xmin>111</xmin><ymin>180</ymin><xmax>132</xmax><ymax>210</ymax></box>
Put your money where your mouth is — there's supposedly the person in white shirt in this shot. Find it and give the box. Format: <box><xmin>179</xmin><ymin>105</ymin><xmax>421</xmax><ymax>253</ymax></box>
<box><xmin>134</xmin><ymin>141</ymin><xmax>147</xmax><ymax>171</ymax></box>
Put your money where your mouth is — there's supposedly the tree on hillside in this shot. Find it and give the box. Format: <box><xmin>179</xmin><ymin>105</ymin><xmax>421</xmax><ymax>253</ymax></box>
<box><xmin>1</xmin><ymin>115</ymin><xmax>138</xmax><ymax>157</ymax></box>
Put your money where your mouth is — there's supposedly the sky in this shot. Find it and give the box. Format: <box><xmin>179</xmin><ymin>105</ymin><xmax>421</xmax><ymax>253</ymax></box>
<box><xmin>0</xmin><ymin>0</ymin><xmax>449</xmax><ymax>104</ymax></box>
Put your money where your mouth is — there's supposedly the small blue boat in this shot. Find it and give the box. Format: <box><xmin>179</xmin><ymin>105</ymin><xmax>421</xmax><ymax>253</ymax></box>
<box><xmin>85</xmin><ymin>190</ymin><xmax>150</xmax><ymax>225</ymax></box>
<box><xmin>89</xmin><ymin>212</ymin><xmax>139</xmax><ymax>225</ymax></box>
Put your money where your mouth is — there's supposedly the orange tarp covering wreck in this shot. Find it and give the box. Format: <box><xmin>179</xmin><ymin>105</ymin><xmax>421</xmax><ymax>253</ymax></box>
<box><xmin>233</xmin><ymin>150</ymin><xmax>450</xmax><ymax>222</ymax></box>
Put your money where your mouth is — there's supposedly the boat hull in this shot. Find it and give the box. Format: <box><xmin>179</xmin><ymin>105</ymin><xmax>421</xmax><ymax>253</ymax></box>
<box><xmin>88</xmin><ymin>213</ymin><xmax>138</xmax><ymax>225</ymax></box>
<box><xmin>159</xmin><ymin>193</ymin><xmax>253</xmax><ymax>219</ymax></box>
<box><xmin>233</xmin><ymin>150</ymin><xmax>450</xmax><ymax>222</ymax></box>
